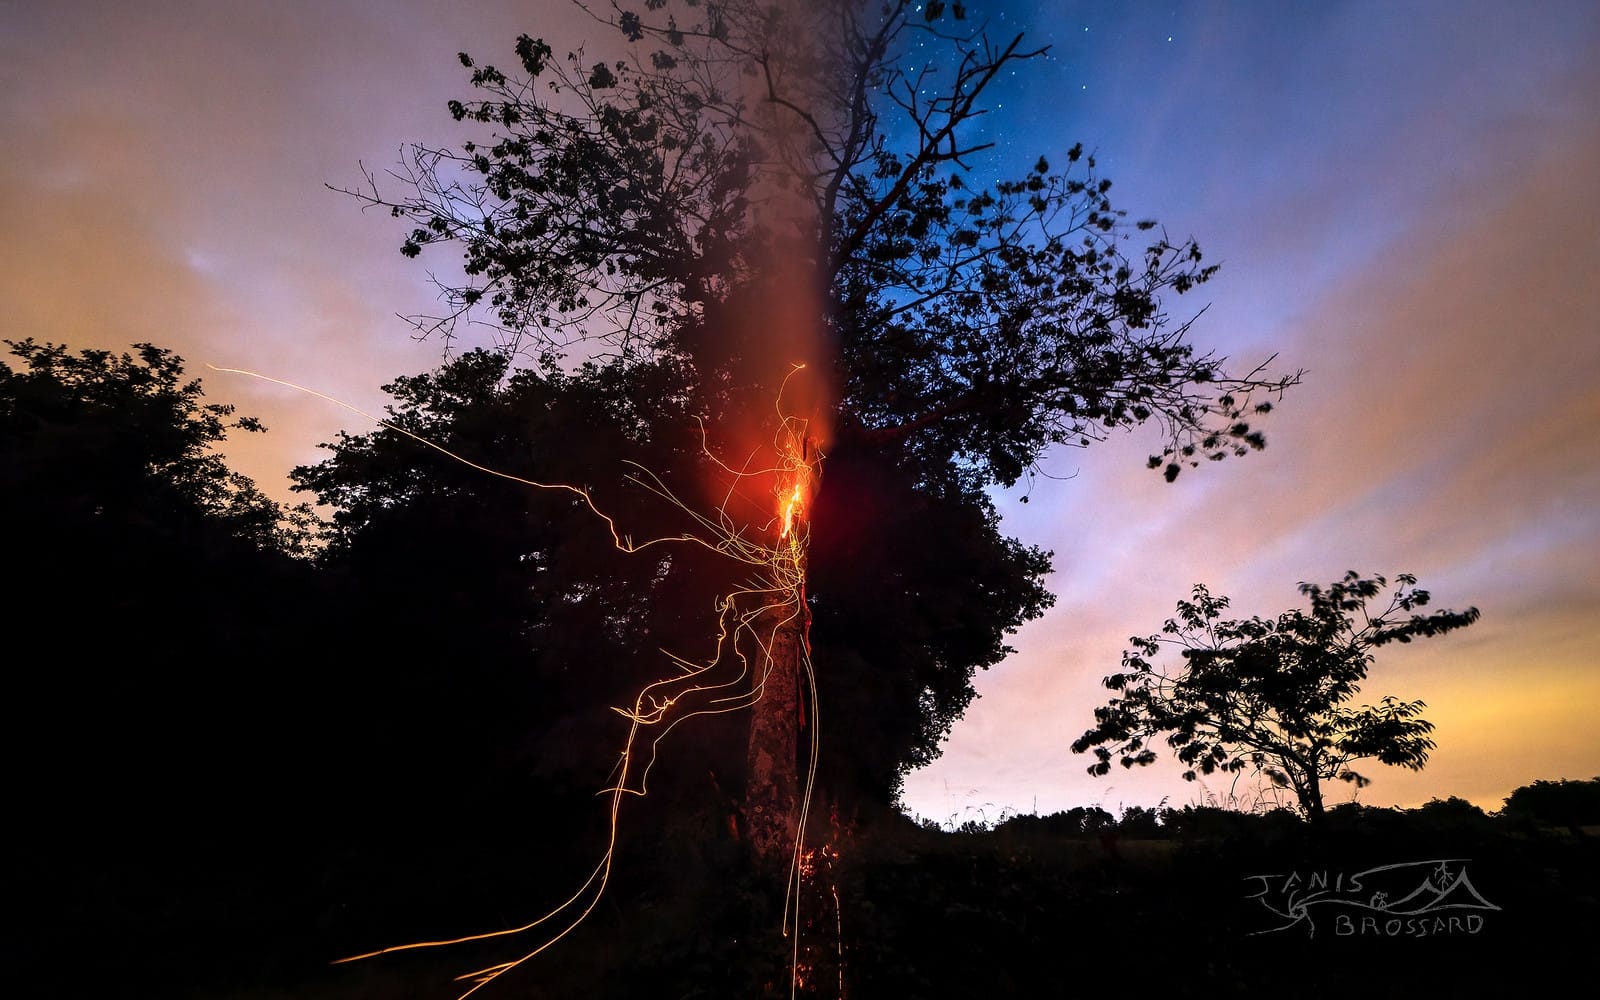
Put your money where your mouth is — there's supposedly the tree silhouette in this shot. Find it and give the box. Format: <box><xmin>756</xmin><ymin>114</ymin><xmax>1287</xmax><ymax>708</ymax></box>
<box><xmin>1073</xmin><ymin>572</ymin><xmax>1479</xmax><ymax>820</ymax></box>
<box><xmin>0</xmin><ymin>338</ymin><xmax>324</xmax><ymax>803</ymax></box>
<box><xmin>334</xmin><ymin>0</ymin><xmax>1297</xmax><ymax>880</ymax></box>
<box><xmin>1</xmin><ymin>339</ymin><xmax>312</xmax><ymax>554</ymax></box>
<box><xmin>1502</xmin><ymin>777</ymin><xmax>1600</xmax><ymax>832</ymax></box>
<box><xmin>1</xmin><ymin>339</ymin><xmax>339</xmax><ymax>994</ymax></box>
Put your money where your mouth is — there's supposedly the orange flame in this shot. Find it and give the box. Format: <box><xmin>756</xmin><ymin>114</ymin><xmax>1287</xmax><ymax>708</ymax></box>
<box><xmin>780</xmin><ymin>485</ymin><xmax>803</xmax><ymax>538</ymax></box>
<box><xmin>774</xmin><ymin>364</ymin><xmax>819</xmax><ymax>542</ymax></box>
<box><xmin>779</xmin><ymin>456</ymin><xmax>809</xmax><ymax>539</ymax></box>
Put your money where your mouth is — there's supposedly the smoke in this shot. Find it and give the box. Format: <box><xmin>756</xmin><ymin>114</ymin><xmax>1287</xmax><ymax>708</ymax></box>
<box><xmin>680</xmin><ymin>0</ymin><xmax>845</xmax><ymax>530</ymax></box>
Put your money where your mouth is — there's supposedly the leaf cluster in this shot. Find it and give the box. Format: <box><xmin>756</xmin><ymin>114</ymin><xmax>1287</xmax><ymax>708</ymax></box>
<box><xmin>808</xmin><ymin>438</ymin><xmax>1054</xmax><ymax>800</ymax></box>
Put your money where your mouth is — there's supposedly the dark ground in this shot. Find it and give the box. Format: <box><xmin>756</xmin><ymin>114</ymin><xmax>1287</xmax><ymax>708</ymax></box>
<box><xmin>10</xmin><ymin>799</ymin><xmax>1595</xmax><ymax>999</ymax></box>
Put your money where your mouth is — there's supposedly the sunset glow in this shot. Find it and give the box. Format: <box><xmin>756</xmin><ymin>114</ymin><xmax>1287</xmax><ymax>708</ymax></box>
<box><xmin>10</xmin><ymin>3</ymin><xmax>1600</xmax><ymax>999</ymax></box>
<box><xmin>7</xmin><ymin>0</ymin><xmax>1596</xmax><ymax>863</ymax></box>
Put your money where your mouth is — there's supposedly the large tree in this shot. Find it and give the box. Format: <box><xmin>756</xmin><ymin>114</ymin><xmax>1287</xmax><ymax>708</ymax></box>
<box><xmin>1072</xmin><ymin>572</ymin><xmax>1480</xmax><ymax>820</ymax></box>
<box><xmin>335</xmin><ymin>0</ymin><xmax>1295</xmax><ymax>869</ymax></box>
<box><xmin>294</xmin><ymin>348</ymin><xmax>1059</xmax><ymax>997</ymax></box>
<box><xmin>317</xmin><ymin>4</ymin><xmax>1301</xmax><ymax>993</ymax></box>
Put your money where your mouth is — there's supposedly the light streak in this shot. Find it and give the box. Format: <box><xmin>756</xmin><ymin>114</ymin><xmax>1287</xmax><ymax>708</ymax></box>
<box><xmin>211</xmin><ymin>362</ymin><xmax>830</xmax><ymax>998</ymax></box>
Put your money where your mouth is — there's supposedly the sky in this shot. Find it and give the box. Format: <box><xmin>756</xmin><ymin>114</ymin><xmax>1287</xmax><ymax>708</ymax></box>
<box><xmin>4</xmin><ymin>1</ymin><xmax>1597</xmax><ymax>823</ymax></box>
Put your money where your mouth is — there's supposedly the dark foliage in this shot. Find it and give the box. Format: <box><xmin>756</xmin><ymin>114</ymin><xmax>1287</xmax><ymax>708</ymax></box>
<box><xmin>1</xmin><ymin>340</ymin><xmax>333</xmax><ymax>993</ymax></box>
<box><xmin>0</xmin><ymin>338</ymin><xmax>313</xmax><ymax>553</ymax></box>
<box><xmin>1502</xmin><ymin>776</ymin><xmax>1600</xmax><ymax>830</ymax></box>
<box><xmin>806</xmin><ymin>439</ymin><xmax>1053</xmax><ymax>801</ymax></box>
<box><xmin>177</xmin><ymin>802</ymin><xmax>1597</xmax><ymax>999</ymax></box>
<box><xmin>291</xmin><ymin>350</ymin><xmax>1052</xmax><ymax>807</ymax></box>
<box><xmin>293</xmin><ymin>351</ymin><xmax>747</xmax><ymax>803</ymax></box>
<box><xmin>0</xmin><ymin>340</ymin><xmax>585</xmax><ymax>997</ymax></box>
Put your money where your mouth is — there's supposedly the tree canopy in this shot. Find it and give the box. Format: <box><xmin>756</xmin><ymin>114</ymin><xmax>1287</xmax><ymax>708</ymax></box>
<box><xmin>1502</xmin><ymin>777</ymin><xmax>1600</xmax><ymax>831</ymax></box>
<box><xmin>0</xmin><ymin>339</ymin><xmax>608</xmax><ymax>995</ymax></box>
<box><xmin>1072</xmin><ymin>572</ymin><xmax>1480</xmax><ymax>819</ymax></box>
<box><xmin>2</xmin><ymin>337</ymin><xmax>331</xmax><ymax>873</ymax></box>
<box><xmin>0</xmin><ymin>338</ymin><xmax>312</xmax><ymax>554</ymax></box>
<box><xmin>344</xmin><ymin>0</ymin><xmax>1296</xmax><ymax>488</ymax></box>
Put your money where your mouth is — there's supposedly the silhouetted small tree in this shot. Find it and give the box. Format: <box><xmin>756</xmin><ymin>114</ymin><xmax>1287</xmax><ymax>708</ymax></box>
<box><xmin>1072</xmin><ymin>572</ymin><xmax>1479</xmax><ymax>821</ymax></box>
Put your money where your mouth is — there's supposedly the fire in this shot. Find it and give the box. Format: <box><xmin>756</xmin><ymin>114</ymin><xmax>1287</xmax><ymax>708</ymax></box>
<box><xmin>779</xmin><ymin>455</ymin><xmax>810</xmax><ymax>539</ymax></box>
<box><xmin>781</xmin><ymin>481</ymin><xmax>804</xmax><ymax>538</ymax></box>
<box><xmin>775</xmin><ymin>364</ymin><xmax>819</xmax><ymax>542</ymax></box>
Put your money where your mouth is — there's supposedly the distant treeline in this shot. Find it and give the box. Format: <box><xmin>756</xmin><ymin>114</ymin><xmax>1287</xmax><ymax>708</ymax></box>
<box><xmin>938</xmin><ymin>778</ymin><xmax>1600</xmax><ymax>839</ymax></box>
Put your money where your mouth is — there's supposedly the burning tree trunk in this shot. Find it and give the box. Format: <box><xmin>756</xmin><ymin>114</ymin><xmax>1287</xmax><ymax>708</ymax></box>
<box><xmin>743</xmin><ymin>427</ymin><xmax>817</xmax><ymax>872</ymax></box>
<box><xmin>744</xmin><ymin>600</ymin><xmax>808</xmax><ymax>870</ymax></box>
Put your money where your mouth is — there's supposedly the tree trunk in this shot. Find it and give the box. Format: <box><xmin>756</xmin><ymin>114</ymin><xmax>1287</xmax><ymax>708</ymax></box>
<box><xmin>744</xmin><ymin>600</ymin><xmax>807</xmax><ymax>872</ymax></box>
<box><xmin>1303</xmin><ymin>768</ymin><xmax>1325</xmax><ymax>825</ymax></box>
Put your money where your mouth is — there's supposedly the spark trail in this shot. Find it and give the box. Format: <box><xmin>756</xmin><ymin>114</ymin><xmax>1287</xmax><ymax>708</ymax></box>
<box><xmin>211</xmin><ymin>363</ymin><xmax>829</xmax><ymax>998</ymax></box>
